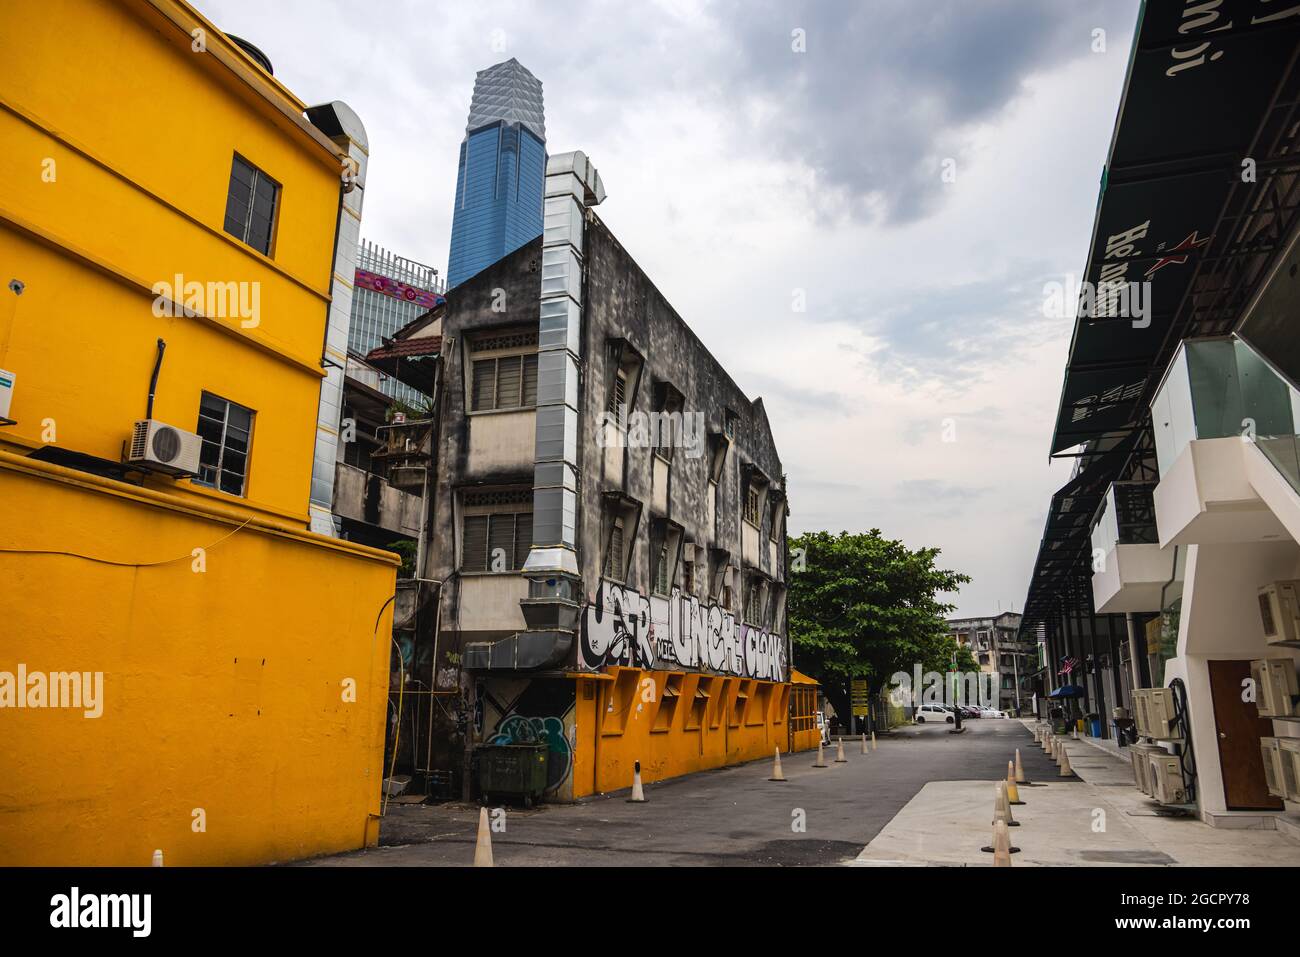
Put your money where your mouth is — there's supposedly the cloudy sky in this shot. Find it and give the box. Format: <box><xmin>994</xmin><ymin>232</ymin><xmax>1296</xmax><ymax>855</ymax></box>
<box><xmin>206</xmin><ymin>0</ymin><xmax>1139</xmax><ymax>617</ymax></box>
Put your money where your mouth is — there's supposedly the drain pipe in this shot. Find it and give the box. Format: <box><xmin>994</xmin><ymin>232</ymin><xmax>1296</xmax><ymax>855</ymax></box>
<box><xmin>146</xmin><ymin>338</ymin><xmax>166</xmax><ymax>420</ymax></box>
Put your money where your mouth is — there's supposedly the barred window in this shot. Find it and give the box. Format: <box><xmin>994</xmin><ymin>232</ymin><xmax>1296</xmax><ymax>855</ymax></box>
<box><xmin>654</xmin><ymin>541</ymin><xmax>670</xmax><ymax>594</ymax></box>
<box><xmin>605</xmin><ymin>518</ymin><xmax>625</xmax><ymax>581</ymax></box>
<box><xmin>743</xmin><ymin>485</ymin><xmax>761</xmax><ymax>525</ymax></box>
<box><xmin>608</xmin><ymin>368</ymin><xmax>627</xmax><ymax>416</ymax></box>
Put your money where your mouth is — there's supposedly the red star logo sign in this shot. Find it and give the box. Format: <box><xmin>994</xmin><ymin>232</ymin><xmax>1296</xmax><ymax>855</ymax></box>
<box><xmin>1144</xmin><ymin>230</ymin><xmax>1212</xmax><ymax>278</ymax></box>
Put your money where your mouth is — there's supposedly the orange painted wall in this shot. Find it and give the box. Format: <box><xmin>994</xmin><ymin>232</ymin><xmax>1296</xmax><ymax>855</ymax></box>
<box><xmin>572</xmin><ymin>668</ymin><xmax>794</xmax><ymax>797</ymax></box>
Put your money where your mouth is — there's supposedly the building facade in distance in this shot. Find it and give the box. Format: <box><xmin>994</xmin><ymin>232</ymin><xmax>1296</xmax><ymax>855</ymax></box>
<box><xmin>415</xmin><ymin>152</ymin><xmax>799</xmax><ymax>801</ymax></box>
<box><xmin>947</xmin><ymin>612</ymin><xmax>1033</xmax><ymax>714</ymax></box>
<box><xmin>446</xmin><ymin>58</ymin><xmax>546</xmax><ymax>288</ymax></box>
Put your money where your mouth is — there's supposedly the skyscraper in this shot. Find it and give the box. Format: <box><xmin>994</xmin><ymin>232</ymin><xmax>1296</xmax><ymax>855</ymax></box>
<box><xmin>446</xmin><ymin>58</ymin><xmax>546</xmax><ymax>288</ymax></box>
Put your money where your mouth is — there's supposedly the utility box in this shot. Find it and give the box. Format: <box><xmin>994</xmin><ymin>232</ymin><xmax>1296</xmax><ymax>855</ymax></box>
<box><xmin>475</xmin><ymin>743</ymin><xmax>548</xmax><ymax>807</ymax></box>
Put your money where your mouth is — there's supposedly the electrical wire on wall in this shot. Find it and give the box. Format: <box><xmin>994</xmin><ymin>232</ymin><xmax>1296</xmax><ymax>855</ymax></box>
<box><xmin>0</xmin><ymin>515</ymin><xmax>255</xmax><ymax>566</ymax></box>
<box><xmin>1169</xmin><ymin>677</ymin><xmax>1198</xmax><ymax>802</ymax></box>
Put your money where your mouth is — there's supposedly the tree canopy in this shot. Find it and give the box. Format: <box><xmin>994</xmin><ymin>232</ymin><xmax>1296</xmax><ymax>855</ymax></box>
<box><xmin>787</xmin><ymin>529</ymin><xmax>973</xmax><ymax>722</ymax></box>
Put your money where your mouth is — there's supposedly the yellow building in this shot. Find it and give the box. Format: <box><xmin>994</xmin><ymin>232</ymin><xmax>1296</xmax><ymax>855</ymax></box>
<box><xmin>0</xmin><ymin>0</ymin><xmax>398</xmax><ymax>865</ymax></box>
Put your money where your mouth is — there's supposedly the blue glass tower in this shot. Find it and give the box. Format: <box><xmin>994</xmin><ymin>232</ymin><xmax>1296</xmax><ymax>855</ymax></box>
<box><xmin>447</xmin><ymin>58</ymin><xmax>546</xmax><ymax>288</ymax></box>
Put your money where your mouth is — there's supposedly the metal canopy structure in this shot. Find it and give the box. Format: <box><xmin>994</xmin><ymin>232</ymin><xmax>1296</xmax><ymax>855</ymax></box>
<box><xmin>1050</xmin><ymin>0</ymin><xmax>1300</xmax><ymax>457</ymax></box>
<box><xmin>1023</xmin><ymin>0</ymin><xmax>1300</xmax><ymax>640</ymax></box>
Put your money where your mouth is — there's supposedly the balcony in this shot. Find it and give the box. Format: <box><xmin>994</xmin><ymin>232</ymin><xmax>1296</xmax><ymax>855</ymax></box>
<box><xmin>332</xmin><ymin>461</ymin><xmax>422</xmax><ymax>537</ymax></box>
<box><xmin>1150</xmin><ymin>337</ymin><xmax>1297</xmax><ymax>546</ymax></box>
<box><xmin>1090</xmin><ymin>481</ymin><xmax>1169</xmax><ymax>613</ymax></box>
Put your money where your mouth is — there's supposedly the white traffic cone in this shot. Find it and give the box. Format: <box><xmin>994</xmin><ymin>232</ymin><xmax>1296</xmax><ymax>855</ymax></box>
<box><xmin>871</xmin><ymin>731</ymin><xmax>877</xmax><ymax>751</ymax></box>
<box><xmin>473</xmin><ymin>807</ymin><xmax>493</xmax><ymax>867</ymax></box>
<box><xmin>1015</xmin><ymin>748</ymin><xmax>1029</xmax><ymax>785</ymax></box>
<box><xmin>151</xmin><ymin>849</ymin><xmax>164</xmax><ymax>867</ymax></box>
<box><xmin>998</xmin><ymin>780</ymin><xmax>1019</xmax><ymax>827</ymax></box>
<box><xmin>861</xmin><ymin>733</ymin><xmax>869</xmax><ymax>755</ymax></box>
<box><xmin>993</xmin><ymin>819</ymin><xmax>1013</xmax><ymax>866</ymax></box>
<box><xmin>769</xmin><ymin>747</ymin><xmax>787</xmax><ymax>782</ymax></box>
<box><xmin>834</xmin><ymin>737</ymin><xmax>848</xmax><ymax>763</ymax></box>
<box><xmin>1059</xmin><ymin>747</ymin><xmax>1076</xmax><ymax>778</ymax></box>
<box><xmin>813</xmin><ymin>741</ymin><xmax>828</xmax><ymax>768</ymax></box>
<box><xmin>628</xmin><ymin>760</ymin><xmax>647</xmax><ymax>802</ymax></box>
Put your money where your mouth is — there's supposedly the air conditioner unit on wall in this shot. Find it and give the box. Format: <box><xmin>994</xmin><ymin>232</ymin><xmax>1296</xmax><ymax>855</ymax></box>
<box><xmin>1261</xmin><ymin>737</ymin><xmax>1286</xmax><ymax>799</ymax></box>
<box><xmin>1147</xmin><ymin>752</ymin><xmax>1187</xmax><ymax>805</ymax></box>
<box><xmin>1132</xmin><ymin>688</ymin><xmax>1151</xmax><ymax>738</ymax></box>
<box><xmin>1130</xmin><ymin>742</ymin><xmax>1164</xmax><ymax>795</ymax></box>
<box><xmin>126</xmin><ymin>419</ymin><xmax>202</xmax><ymax>476</ymax></box>
<box><xmin>1251</xmin><ymin>658</ymin><xmax>1299</xmax><ymax>718</ymax></box>
<box><xmin>1259</xmin><ymin>581</ymin><xmax>1300</xmax><ymax>645</ymax></box>
<box><xmin>1145</xmin><ymin>687</ymin><xmax>1180</xmax><ymax>740</ymax></box>
<box><xmin>1279</xmin><ymin>738</ymin><xmax>1300</xmax><ymax>801</ymax></box>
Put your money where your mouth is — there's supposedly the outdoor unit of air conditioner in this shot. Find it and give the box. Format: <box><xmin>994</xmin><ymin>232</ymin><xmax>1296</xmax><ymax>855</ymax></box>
<box><xmin>1130</xmin><ymin>742</ymin><xmax>1163</xmax><ymax>795</ymax></box>
<box><xmin>1261</xmin><ymin>737</ymin><xmax>1286</xmax><ymax>799</ymax></box>
<box><xmin>126</xmin><ymin>419</ymin><xmax>202</xmax><ymax>476</ymax></box>
<box><xmin>1132</xmin><ymin>688</ymin><xmax>1151</xmax><ymax>738</ymax></box>
<box><xmin>1251</xmin><ymin>658</ymin><xmax>1300</xmax><ymax>718</ymax></box>
<box><xmin>1145</xmin><ymin>687</ymin><xmax>1180</xmax><ymax>740</ymax></box>
<box><xmin>1147</xmin><ymin>752</ymin><xmax>1187</xmax><ymax>805</ymax></box>
<box><xmin>1259</xmin><ymin>581</ymin><xmax>1300</xmax><ymax>645</ymax></box>
<box><xmin>1279</xmin><ymin>738</ymin><xmax>1300</xmax><ymax>801</ymax></box>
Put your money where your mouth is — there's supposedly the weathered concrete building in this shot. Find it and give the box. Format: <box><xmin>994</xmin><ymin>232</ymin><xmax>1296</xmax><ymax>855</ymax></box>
<box><xmin>414</xmin><ymin>152</ymin><xmax>796</xmax><ymax>801</ymax></box>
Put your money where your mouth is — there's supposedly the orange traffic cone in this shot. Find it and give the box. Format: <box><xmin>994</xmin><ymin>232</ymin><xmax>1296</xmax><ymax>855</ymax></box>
<box><xmin>1015</xmin><ymin>749</ymin><xmax>1029</xmax><ymax>785</ymax></box>
<box><xmin>1006</xmin><ymin>761</ymin><xmax>1024</xmax><ymax>805</ymax></box>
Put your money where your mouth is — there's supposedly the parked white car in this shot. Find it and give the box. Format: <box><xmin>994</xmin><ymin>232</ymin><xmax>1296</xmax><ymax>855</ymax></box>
<box><xmin>977</xmin><ymin>707</ymin><xmax>1006</xmax><ymax>718</ymax></box>
<box><xmin>915</xmin><ymin>704</ymin><xmax>954</xmax><ymax>724</ymax></box>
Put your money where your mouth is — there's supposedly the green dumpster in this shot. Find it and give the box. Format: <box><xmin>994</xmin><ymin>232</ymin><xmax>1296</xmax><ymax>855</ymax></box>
<box><xmin>476</xmin><ymin>743</ymin><xmax>548</xmax><ymax>807</ymax></box>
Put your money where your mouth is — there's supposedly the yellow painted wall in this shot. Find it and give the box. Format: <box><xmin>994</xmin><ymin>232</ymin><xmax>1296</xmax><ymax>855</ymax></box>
<box><xmin>573</xmin><ymin>669</ymin><xmax>793</xmax><ymax>797</ymax></box>
<box><xmin>0</xmin><ymin>0</ymin><xmax>398</xmax><ymax>864</ymax></box>
<box><xmin>0</xmin><ymin>454</ymin><xmax>396</xmax><ymax>865</ymax></box>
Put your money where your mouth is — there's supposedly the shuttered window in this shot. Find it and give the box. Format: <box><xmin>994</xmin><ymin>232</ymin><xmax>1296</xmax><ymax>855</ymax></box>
<box><xmin>461</xmin><ymin>511</ymin><xmax>532</xmax><ymax>572</ymax></box>
<box><xmin>743</xmin><ymin>485</ymin><xmax>761</xmax><ymax>525</ymax></box>
<box><xmin>470</xmin><ymin>354</ymin><xmax>539</xmax><ymax>411</ymax></box>
<box><xmin>746</xmin><ymin>582</ymin><xmax>764</xmax><ymax>625</ymax></box>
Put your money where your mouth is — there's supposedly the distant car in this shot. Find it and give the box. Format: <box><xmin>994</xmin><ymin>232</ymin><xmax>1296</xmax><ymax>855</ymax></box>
<box><xmin>958</xmin><ymin>705</ymin><xmax>982</xmax><ymax>719</ymax></box>
<box><xmin>978</xmin><ymin>707</ymin><xmax>1006</xmax><ymax>718</ymax></box>
<box><xmin>916</xmin><ymin>704</ymin><xmax>954</xmax><ymax>724</ymax></box>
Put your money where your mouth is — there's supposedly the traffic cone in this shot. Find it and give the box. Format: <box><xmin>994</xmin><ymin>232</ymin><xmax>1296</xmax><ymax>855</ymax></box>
<box><xmin>1006</xmin><ymin>761</ymin><xmax>1024</xmax><ymax>805</ymax></box>
<box><xmin>998</xmin><ymin>780</ymin><xmax>1019</xmax><ymax>827</ymax></box>
<box><xmin>813</xmin><ymin>741</ymin><xmax>828</xmax><ymax>768</ymax></box>
<box><xmin>151</xmin><ymin>849</ymin><xmax>164</xmax><ymax>867</ymax></box>
<box><xmin>861</xmin><ymin>733</ymin><xmax>869</xmax><ymax>754</ymax></box>
<box><xmin>628</xmin><ymin>760</ymin><xmax>647</xmax><ymax>802</ymax></box>
<box><xmin>1015</xmin><ymin>748</ymin><xmax>1029</xmax><ymax>785</ymax></box>
<box><xmin>1059</xmin><ymin>747</ymin><xmax>1077</xmax><ymax>779</ymax></box>
<box><xmin>981</xmin><ymin>803</ymin><xmax>1021</xmax><ymax>854</ymax></box>
<box><xmin>871</xmin><ymin>731</ymin><xmax>877</xmax><ymax>751</ymax></box>
<box><xmin>769</xmin><ymin>747</ymin><xmax>787</xmax><ymax>782</ymax></box>
<box><xmin>473</xmin><ymin>807</ymin><xmax>493</xmax><ymax>867</ymax></box>
<box><xmin>1041</xmin><ymin>732</ymin><xmax>1051</xmax><ymax>753</ymax></box>
<box><xmin>834</xmin><ymin>737</ymin><xmax>847</xmax><ymax>763</ymax></box>
<box><xmin>992</xmin><ymin>819</ymin><xmax>1013</xmax><ymax>866</ymax></box>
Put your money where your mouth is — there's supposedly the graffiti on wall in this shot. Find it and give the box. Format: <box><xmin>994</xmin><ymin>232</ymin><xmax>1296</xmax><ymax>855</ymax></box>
<box><xmin>580</xmin><ymin>580</ymin><xmax>787</xmax><ymax>681</ymax></box>
<box><xmin>480</xmin><ymin>679</ymin><xmax>575</xmax><ymax>796</ymax></box>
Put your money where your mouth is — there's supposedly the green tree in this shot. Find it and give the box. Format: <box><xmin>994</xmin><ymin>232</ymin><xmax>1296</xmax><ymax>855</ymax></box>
<box><xmin>787</xmin><ymin>529</ymin><xmax>972</xmax><ymax>726</ymax></box>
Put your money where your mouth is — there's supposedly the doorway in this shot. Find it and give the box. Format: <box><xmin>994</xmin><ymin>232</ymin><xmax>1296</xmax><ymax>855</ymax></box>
<box><xmin>1207</xmin><ymin>660</ymin><xmax>1283</xmax><ymax>811</ymax></box>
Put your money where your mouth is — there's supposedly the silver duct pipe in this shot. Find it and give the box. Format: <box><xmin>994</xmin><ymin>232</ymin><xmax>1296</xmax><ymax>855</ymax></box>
<box><xmin>522</xmin><ymin>150</ymin><xmax>605</xmax><ymax>578</ymax></box>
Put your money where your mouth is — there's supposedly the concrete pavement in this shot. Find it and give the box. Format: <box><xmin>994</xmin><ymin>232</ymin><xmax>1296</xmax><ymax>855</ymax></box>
<box><xmin>854</xmin><ymin>720</ymin><xmax>1300</xmax><ymax>867</ymax></box>
<box><xmin>306</xmin><ymin>718</ymin><xmax>1046</xmax><ymax>866</ymax></box>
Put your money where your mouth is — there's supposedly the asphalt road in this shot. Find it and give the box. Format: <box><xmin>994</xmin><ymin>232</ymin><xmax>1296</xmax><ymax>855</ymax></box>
<box><xmin>308</xmin><ymin>718</ymin><xmax>1058</xmax><ymax>866</ymax></box>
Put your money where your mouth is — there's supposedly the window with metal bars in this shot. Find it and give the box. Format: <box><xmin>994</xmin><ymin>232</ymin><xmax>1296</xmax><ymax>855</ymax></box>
<box><xmin>604</xmin><ymin>518</ymin><xmax>625</xmax><ymax>581</ymax></box>
<box><xmin>222</xmin><ymin>155</ymin><xmax>279</xmax><ymax>255</ymax></box>
<box><xmin>743</xmin><ymin>485</ymin><xmax>761</xmax><ymax>525</ymax></box>
<box><xmin>607</xmin><ymin>369</ymin><xmax>627</xmax><ymax>417</ymax></box>
<box><xmin>653</xmin><ymin>541</ymin><xmax>670</xmax><ymax>595</ymax></box>
<box><xmin>461</xmin><ymin>511</ymin><xmax>532</xmax><ymax>571</ymax></box>
<box><xmin>745</xmin><ymin>579</ymin><xmax>765</xmax><ymax>626</ymax></box>
<box><xmin>194</xmin><ymin>392</ymin><xmax>253</xmax><ymax>496</ymax></box>
<box><xmin>470</xmin><ymin>353</ymin><xmax>538</xmax><ymax>411</ymax></box>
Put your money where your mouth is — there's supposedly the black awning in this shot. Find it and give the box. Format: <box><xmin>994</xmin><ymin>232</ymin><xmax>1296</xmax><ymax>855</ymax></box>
<box><xmin>1049</xmin><ymin>0</ymin><xmax>1300</xmax><ymax>455</ymax></box>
